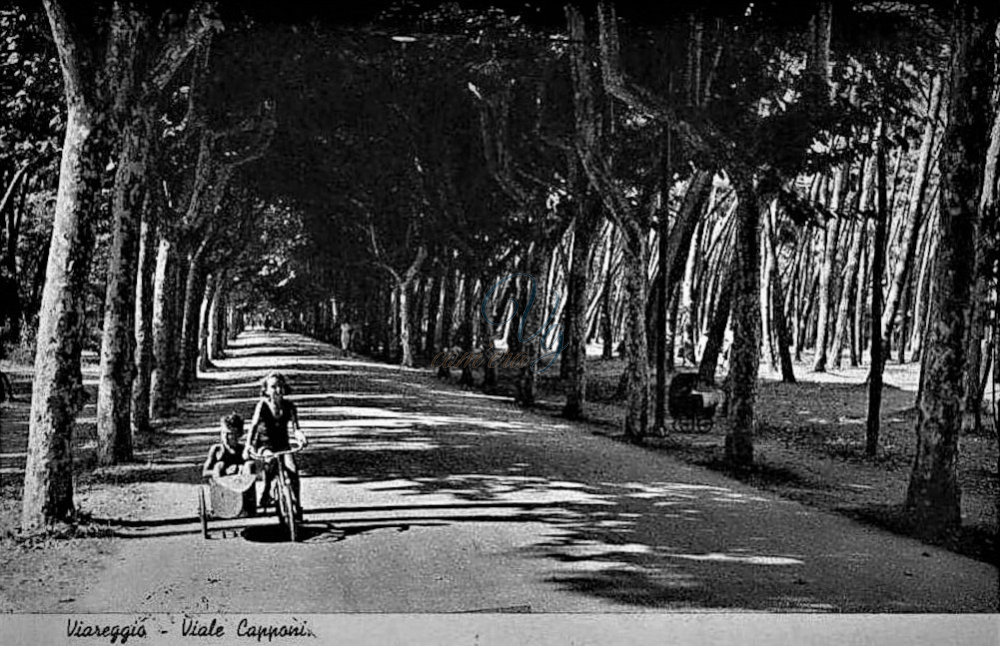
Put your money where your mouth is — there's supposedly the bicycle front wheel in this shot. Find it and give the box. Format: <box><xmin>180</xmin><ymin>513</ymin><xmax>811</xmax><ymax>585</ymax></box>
<box><xmin>277</xmin><ymin>470</ymin><xmax>299</xmax><ymax>542</ymax></box>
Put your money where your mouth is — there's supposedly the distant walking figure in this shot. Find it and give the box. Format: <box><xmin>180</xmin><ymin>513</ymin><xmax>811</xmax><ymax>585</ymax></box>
<box><xmin>340</xmin><ymin>322</ymin><xmax>352</xmax><ymax>352</ymax></box>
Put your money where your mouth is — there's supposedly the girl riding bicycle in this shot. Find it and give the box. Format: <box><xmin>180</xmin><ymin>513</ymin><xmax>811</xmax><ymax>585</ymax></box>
<box><xmin>245</xmin><ymin>372</ymin><xmax>308</xmax><ymax>514</ymax></box>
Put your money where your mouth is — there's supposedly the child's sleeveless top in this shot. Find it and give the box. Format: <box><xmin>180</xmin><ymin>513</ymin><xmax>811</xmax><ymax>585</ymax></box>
<box><xmin>216</xmin><ymin>444</ymin><xmax>245</xmax><ymax>470</ymax></box>
<box><xmin>256</xmin><ymin>400</ymin><xmax>295</xmax><ymax>451</ymax></box>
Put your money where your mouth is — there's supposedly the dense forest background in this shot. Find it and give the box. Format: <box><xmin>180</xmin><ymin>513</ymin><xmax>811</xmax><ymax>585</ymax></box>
<box><xmin>0</xmin><ymin>0</ymin><xmax>997</xmax><ymax>553</ymax></box>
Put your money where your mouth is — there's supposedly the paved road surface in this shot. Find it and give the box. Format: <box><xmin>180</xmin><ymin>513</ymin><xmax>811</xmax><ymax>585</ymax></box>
<box><xmin>74</xmin><ymin>331</ymin><xmax>998</xmax><ymax>612</ymax></box>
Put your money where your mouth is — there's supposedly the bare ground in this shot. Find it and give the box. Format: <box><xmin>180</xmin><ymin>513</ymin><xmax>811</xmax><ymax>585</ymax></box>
<box><xmin>0</xmin><ymin>336</ymin><xmax>997</xmax><ymax>612</ymax></box>
<box><xmin>532</xmin><ymin>354</ymin><xmax>999</xmax><ymax>565</ymax></box>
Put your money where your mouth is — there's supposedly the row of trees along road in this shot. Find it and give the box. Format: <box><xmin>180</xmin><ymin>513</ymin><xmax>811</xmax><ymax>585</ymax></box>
<box><xmin>1</xmin><ymin>1</ymin><xmax>997</xmax><ymax>543</ymax></box>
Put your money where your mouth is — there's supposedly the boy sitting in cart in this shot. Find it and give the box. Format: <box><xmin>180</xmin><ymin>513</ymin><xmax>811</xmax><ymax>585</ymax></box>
<box><xmin>202</xmin><ymin>412</ymin><xmax>253</xmax><ymax>478</ymax></box>
<box><xmin>199</xmin><ymin>413</ymin><xmax>257</xmax><ymax>528</ymax></box>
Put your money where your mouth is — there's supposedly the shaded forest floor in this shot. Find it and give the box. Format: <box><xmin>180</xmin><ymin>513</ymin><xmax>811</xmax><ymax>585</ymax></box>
<box><xmin>526</xmin><ymin>354</ymin><xmax>998</xmax><ymax>565</ymax></box>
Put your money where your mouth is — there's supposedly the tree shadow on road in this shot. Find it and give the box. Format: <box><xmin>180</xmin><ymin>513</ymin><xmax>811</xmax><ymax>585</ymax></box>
<box><xmin>7</xmin><ymin>331</ymin><xmax>992</xmax><ymax>612</ymax></box>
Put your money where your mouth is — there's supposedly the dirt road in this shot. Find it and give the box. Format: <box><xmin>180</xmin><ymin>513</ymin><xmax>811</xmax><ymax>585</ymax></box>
<box><xmin>6</xmin><ymin>331</ymin><xmax>998</xmax><ymax>612</ymax></box>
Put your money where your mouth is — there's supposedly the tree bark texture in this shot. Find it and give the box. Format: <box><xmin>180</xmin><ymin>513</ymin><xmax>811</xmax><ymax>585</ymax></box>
<box><xmin>563</xmin><ymin>192</ymin><xmax>601</xmax><ymax>420</ymax></box>
<box><xmin>764</xmin><ymin>202</ymin><xmax>795</xmax><ymax>382</ymax></box>
<box><xmin>698</xmin><ymin>258</ymin><xmax>735</xmax><ymax>385</ymax></box>
<box><xmin>22</xmin><ymin>0</ymin><xmax>215</xmax><ymax>526</ymax></box>
<box><xmin>812</xmin><ymin>170</ymin><xmax>845</xmax><ymax>372</ymax></box>
<box><xmin>96</xmin><ymin>107</ymin><xmax>155</xmax><ymax>465</ymax></box>
<box><xmin>131</xmin><ymin>210</ymin><xmax>157</xmax><ymax>435</ymax></box>
<box><xmin>176</xmin><ymin>239</ymin><xmax>209</xmax><ymax>397</ymax></box>
<box><xmin>867</xmin><ymin>125</ymin><xmax>890</xmax><ymax>456</ymax></box>
<box><xmin>906</xmin><ymin>5</ymin><xmax>991</xmax><ymax>538</ymax></box>
<box><xmin>397</xmin><ymin>246</ymin><xmax>427</xmax><ymax>368</ymax></box>
<box><xmin>21</xmin><ymin>102</ymin><xmax>109</xmax><ymax>529</ymax></box>
<box><xmin>197</xmin><ymin>274</ymin><xmax>217</xmax><ymax>373</ymax></box>
<box><xmin>621</xmin><ymin>242</ymin><xmax>650</xmax><ymax>441</ymax></box>
<box><xmin>150</xmin><ymin>237</ymin><xmax>180</xmax><ymax>418</ymax></box>
<box><xmin>881</xmin><ymin>74</ymin><xmax>944</xmax><ymax>360</ymax></box>
<box><xmin>208</xmin><ymin>272</ymin><xmax>227</xmax><ymax>361</ymax></box>
<box><xmin>832</xmin><ymin>218</ymin><xmax>866</xmax><ymax>368</ymax></box>
<box><xmin>726</xmin><ymin>172</ymin><xmax>760</xmax><ymax>466</ymax></box>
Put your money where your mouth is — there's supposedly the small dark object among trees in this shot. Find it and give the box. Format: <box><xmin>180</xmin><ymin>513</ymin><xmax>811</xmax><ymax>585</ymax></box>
<box><xmin>667</xmin><ymin>372</ymin><xmax>719</xmax><ymax>433</ymax></box>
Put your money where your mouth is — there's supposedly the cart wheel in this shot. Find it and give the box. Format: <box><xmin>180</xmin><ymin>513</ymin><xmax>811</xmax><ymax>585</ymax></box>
<box><xmin>199</xmin><ymin>488</ymin><xmax>209</xmax><ymax>539</ymax></box>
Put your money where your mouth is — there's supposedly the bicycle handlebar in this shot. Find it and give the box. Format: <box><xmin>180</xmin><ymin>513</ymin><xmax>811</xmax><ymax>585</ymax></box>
<box><xmin>248</xmin><ymin>442</ymin><xmax>304</xmax><ymax>461</ymax></box>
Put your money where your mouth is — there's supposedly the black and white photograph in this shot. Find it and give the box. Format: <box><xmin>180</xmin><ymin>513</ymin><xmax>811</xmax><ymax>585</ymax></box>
<box><xmin>0</xmin><ymin>0</ymin><xmax>998</xmax><ymax>643</ymax></box>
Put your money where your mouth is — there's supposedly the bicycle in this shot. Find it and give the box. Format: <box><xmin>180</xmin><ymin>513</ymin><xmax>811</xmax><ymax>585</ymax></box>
<box><xmin>248</xmin><ymin>442</ymin><xmax>304</xmax><ymax>542</ymax></box>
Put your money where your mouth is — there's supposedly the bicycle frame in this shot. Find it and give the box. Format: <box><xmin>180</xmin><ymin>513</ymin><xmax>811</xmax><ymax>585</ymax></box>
<box><xmin>248</xmin><ymin>443</ymin><xmax>303</xmax><ymax>541</ymax></box>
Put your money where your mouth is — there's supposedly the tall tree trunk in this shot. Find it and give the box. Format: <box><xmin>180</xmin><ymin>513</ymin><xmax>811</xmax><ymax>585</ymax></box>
<box><xmin>21</xmin><ymin>100</ymin><xmax>109</xmax><ymax>529</ymax></box>
<box><xmin>699</xmin><ymin>259</ymin><xmax>735</xmax><ymax>385</ymax></box>
<box><xmin>208</xmin><ymin>272</ymin><xmax>227</xmax><ymax>361</ymax></box>
<box><xmin>665</xmin><ymin>287</ymin><xmax>679</xmax><ymax>372</ymax></box>
<box><xmin>787</xmin><ymin>234</ymin><xmax>806</xmax><ymax>360</ymax></box>
<box><xmin>896</xmin><ymin>270</ymin><xmax>914</xmax><ymax>363</ymax></box>
<box><xmin>961</xmin><ymin>80</ymin><xmax>1000</xmax><ymax>434</ymax></box>
<box><xmin>0</xmin><ymin>166</ymin><xmax>30</xmax><ymax>347</ymax></box>
<box><xmin>227</xmin><ymin>303</ymin><xmax>241</xmax><ymax>341</ymax></box>
<box><xmin>853</xmin><ymin>221</ymin><xmax>871</xmax><ymax>366</ymax></box>
<box><xmin>398</xmin><ymin>282</ymin><xmax>414</xmax><ymax>367</ymax></box>
<box><xmin>760</xmin><ymin>220</ymin><xmax>776</xmax><ymax>372</ymax></box>
<box><xmin>795</xmin><ymin>235</ymin><xmax>817</xmax><ymax>358</ymax></box>
<box><xmin>564</xmin><ymin>192</ymin><xmax>601</xmax><ymax>420</ymax></box>
<box><xmin>867</xmin><ymin>123</ymin><xmax>890</xmax><ymax>456</ymax></box>
<box><xmin>150</xmin><ymin>237</ymin><xmax>180</xmax><ymax>418</ymax></box>
<box><xmin>424</xmin><ymin>273</ymin><xmax>440</xmax><ymax>358</ymax></box>
<box><xmin>961</xmin><ymin>275</ymin><xmax>989</xmax><ymax>435</ymax></box>
<box><xmin>396</xmin><ymin>246</ymin><xmax>427</xmax><ymax>368</ymax></box>
<box><xmin>906</xmin><ymin>5</ymin><xmax>991</xmax><ymax>539</ymax></box>
<box><xmin>600</xmin><ymin>258</ymin><xmax>615</xmax><ymax>359</ymax></box>
<box><xmin>764</xmin><ymin>201</ymin><xmax>796</xmax><ymax>382</ymax></box>
<box><xmin>23</xmin><ymin>0</ymin><xmax>216</xmax><ymax>525</ymax></box>
<box><xmin>458</xmin><ymin>274</ymin><xmax>478</xmax><ymax>387</ymax></box>
<box><xmin>95</xmin><ymin>107</ymin><xmax>155</xmax><ymax>465</ymax></box>
<box><xmin>515</xmin><ymin>251</ymin><xmax>544</xmax><ymax>404</ymax></box>
<box><xmin>832</xmin><ymin>155</ymin><xmax>874</xmax><ymax>368</ymax></box>
<box><xmin>480</xmin><ymin>276</ymin><xmax>502</xmax><ymax>392</ymax></box>
<box><xmin>655</xmin><ymin>226</ymin><xmax>670</xmax><ymax>431</ymax></box>
<box><xmin>621</xmin><ymin>241</ymin><xmax>650</xmax><ymax>441</ymax></box>
<box><xmin>831</xmin><ymin>221</ymin><xmax>861</xmax><ymax>368</ymax></box>
<box><xmin>440</xmin><ymin>266</ymin><xmax>457</xmax><ymax>350</ymax></box>
<box><xmin>726</xmin><ymin>172</ymin><xmax>761</xmax><ymax>466</ymax></box>
<box><xmin>881</xmin><ymin>74</ymin><xmax>944</xmax><ymax>361</ymax></box>
<box><xmin>176</xmin><ymin>239</ymin><xmax>209</xmax><ymax>397</ymax></box>
<box><xmin>962</xmin><ymin>58</ymin><xmax>1000</xmax><ymax>438</ymax></box>
<box><xmin>682</xmin><ymin>218</ymin><xmax>706</xmax><ymax>363</ymax></box>
<box><xmin>197</xmin><ymin>274</ymin><xmax>217</xmax><ymax>373</ymax></box>
<box><xmin>907</xmin><ymin>229</ymin><xmax>937</xmax><ymax>361</ymax></box>
<box><xmin>812</xmin><ymin>169</ymin><xmax>845</xmax><ymax>372</ymax></box>
<box><xmin>131</xmin><ymin>209</ymin><xmax>157</xmax><ymax>435</ymax></box>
